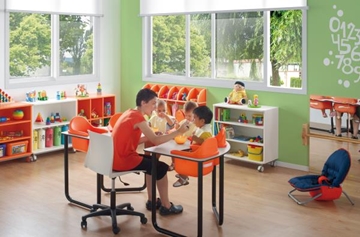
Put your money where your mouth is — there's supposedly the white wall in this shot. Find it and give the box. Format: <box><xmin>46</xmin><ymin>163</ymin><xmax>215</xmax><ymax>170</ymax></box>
<box><xmin>0</xmin><ymin>0</ymin><xmax>121</xmax><ymax>111</ymax></box>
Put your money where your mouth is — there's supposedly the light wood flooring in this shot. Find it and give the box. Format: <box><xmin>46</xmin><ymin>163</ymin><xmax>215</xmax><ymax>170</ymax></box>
<box><xmin>1</xmin><ymin>144</ymin><xmax>360</xmax><ymax>237</ymax></box>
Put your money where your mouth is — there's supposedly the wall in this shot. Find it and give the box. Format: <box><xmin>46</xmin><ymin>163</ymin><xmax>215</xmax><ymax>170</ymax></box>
<box><xmin>0</xmin><ymin>0</ymin><xmax>121</xmax><ymax>109</ymax></box>
<box><xmin>119</xmin><ymin>1</ymin><xmax>309</xmax><ymax>169</ymax></box>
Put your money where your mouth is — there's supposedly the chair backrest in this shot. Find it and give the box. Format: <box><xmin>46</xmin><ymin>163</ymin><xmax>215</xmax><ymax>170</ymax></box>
<box><xmin>108</xmin><ymin>112</ymin><xmax>123</xmax><ymax>132</ymax></box>
<box><xmin>321</xmin><ymin>148</ymin><xmax>351</xmax><ymax>187</ymax></box>
<box><xmin>69</xmin><ymin>116</ymin><xmax>108</xmax><ymax>152</ymax></box>
<box><xmin>85</xmin><ymin>130</ymin><xmax>114</xmax><ymax>177</ymax></box>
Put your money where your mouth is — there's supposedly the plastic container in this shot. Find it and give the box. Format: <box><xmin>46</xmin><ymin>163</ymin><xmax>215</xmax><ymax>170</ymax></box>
<box><xmin>252</xmin><ymin>114</ymin><xmax>264</xmax><ymax>126</ymax></box>
<box><xmin>104</xmin><ymin>102</ymin><xmax>111</xmax><ymax>116</ymax></box>
<box><xmin>45</xmin><ymin>128</ymin><xmax>53</xmax><ymax>148</ymax></box>
<box><xmin>38</xmin><ymin>129</ymin><xmax>46</xmax><ymax>149</ymax></box>
<box><xmin>61</xmin><ymin>125</ymin><xmax>69</xmax><ymax>145</ymax></box>
<box><xmin>33</xmin><ymin>130</ymin><xmax>38</xmax><ymax>151</ymax></box>
<box><xmin>0</xmin><ymin>144</ymin><xmax>6</xmax><ymax>157</ymax></box>
<box><xmin>6</xmin><ymin>141</ymin><xmax>28</xmax><ymax>156</ymax></box>
<box><xmin>53</xmin><ymin>126</ymin><xmax>61</xmax><ymax>146</ymax></box>
<box><xmin>247</xmin><ymin>145</ymin><xmax>263</xmax><ymax>161</ymax></box>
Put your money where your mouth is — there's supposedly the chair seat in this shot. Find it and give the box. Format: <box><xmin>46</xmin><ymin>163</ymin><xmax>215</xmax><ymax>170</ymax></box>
<box><xmin>288</xmin><ymin>175</ymin><xmax>322</xmax><ymax>191</ymax></box>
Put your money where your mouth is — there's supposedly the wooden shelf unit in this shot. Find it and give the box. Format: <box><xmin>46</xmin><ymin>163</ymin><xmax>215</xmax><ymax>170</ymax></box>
<box><xmin>75</xmin><ymin>94</ymin><xmax>116</xmax><ymax>126</ymax></box>
<box><xmin>0</xmin><ymin>102</ymin><xmax>32</xmax><ymax>162</ymax></box>
<box><xmin>143</xmin><ymin>83</ymin><xmax>206</xmax><ymax>116</ymax></box>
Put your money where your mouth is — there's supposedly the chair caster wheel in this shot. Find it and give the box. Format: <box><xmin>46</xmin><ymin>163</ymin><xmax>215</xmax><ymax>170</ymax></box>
<box><xmin>127</xmin><ymin>205</ymin><xmax>134</xmax><ymax>211</ymax></box>
<box><xmin>257</xmin><ymin>166</ymin><xmax>264</xmax><ymax>172</ymax></box>
<box><xmin>112</xmin><ymin>225</ymin><xmax>120</xmax><ymax>234</ymax></box>
<box><xmin>141</xmin><ymin>216</ymin><xmax>148</xmax><ymax>224</ymax></box>
<box><xmin>81</xmin><ymin>220</ymin><xmax>87</xmax><ymax>229</ymax></box>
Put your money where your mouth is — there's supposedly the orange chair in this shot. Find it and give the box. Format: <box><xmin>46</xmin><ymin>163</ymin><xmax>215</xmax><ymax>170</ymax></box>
<box><xmin>171</xmin><ymin>137</ymin><xmax>219</xmax><ymax>177</ymax></box>
<box><xmin>189</xmin><ymin>127</ymin><xmax>226</xmax><ymax>166</ymax></box>
<box><xmin>69</xmin><ymin>116</ymin><xmax>108</xmax><ymax>152</ymax></box>
<box><xmin>107</xmin><ymin>112</ymin><xmax>123</xmax><ymax>132</ymax></box>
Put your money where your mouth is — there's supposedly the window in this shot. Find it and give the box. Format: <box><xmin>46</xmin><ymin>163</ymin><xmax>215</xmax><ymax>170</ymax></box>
<box><xmin>142</xmin><ymin>1</ymin><xmax>307</xmax><ymax>94</ymax></box>
<box><xmin>3</xmin><ymin>0</ymin><xmax>102</xmax><ymax>89</ymax></box>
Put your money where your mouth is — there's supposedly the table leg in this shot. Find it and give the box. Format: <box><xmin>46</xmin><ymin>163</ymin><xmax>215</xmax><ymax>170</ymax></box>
<box><xmin>63</xmin><ymin>134</ymin><xmax>92</xmax><ymax>209</ymax></box>
<box><xmin>212</xmin><ymin>155</ymin><xmax>224</xmax><ymax>225</ymax></box>
<box><xmin>197</xmin><ymin>161</ymin><xmax>204</xmax><ymax>237</ymax></box>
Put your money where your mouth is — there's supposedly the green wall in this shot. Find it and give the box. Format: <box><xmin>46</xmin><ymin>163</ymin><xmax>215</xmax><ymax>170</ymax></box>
<box><xmin>120</xmin><ymin>0</ymin><xmax>360</xmax><ymax>167</ymax></box>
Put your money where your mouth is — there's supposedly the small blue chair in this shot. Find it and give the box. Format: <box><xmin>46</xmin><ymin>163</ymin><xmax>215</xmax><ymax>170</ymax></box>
<box><xmin>288</xmin><ymin>148</ymin><xmax>354</xmax><ymax>205</ymax></box>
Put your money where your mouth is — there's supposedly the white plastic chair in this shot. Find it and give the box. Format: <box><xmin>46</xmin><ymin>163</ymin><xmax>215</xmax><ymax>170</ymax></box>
<box><xmin>80</xmin><ymin>130</ymin><xmax>147</xmax><ymax>234</ymax></box>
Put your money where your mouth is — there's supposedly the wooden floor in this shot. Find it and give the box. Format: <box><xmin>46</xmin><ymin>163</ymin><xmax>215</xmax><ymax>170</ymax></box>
<box><xmin>1</xmin><ymin>145</ymin><xmax>360</xmax><ymax>237</ymax></box>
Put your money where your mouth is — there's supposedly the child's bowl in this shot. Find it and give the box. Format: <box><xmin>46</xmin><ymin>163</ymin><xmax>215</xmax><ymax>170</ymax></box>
<box><xmin>174</xmin><ymin>135</ymin><xmax>187</xmax><ymax>144</ymax></box>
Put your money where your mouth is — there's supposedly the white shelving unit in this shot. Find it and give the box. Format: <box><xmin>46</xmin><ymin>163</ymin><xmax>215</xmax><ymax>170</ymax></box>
<box><xmin>26</xmin><ymin>98</ymin><xmax>77</xmax><ymax>159</ymax></box>
<box><xmin>213</xmin><ymin>102</ymin><xmax>278</xmax><ymax>172</ymax></box>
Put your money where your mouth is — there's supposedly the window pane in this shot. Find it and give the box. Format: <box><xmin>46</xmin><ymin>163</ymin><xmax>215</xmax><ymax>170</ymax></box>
<box><xmin>9</xmin><ymin>13</ymin><xmax>51</xmax><ymax>78</ymax></box>
<box><xmin>216</xmin><ymin>12</ymin><xmax>264</xmax><ymax>81</ymax></box>
<box><xmin>59</xmin><ymin>15</ymin><xmax>94</xmax><ymax>76</ymax></box>
<box><xmin>190</xmin><ymin>14</ymin><xmax>211</xmax><ymax>77</ymax></box>
<box><xmin>152</xmin><ymin>15</ymin><xmax>185</xmax><ymax>76</ymax></box>
<box><xmin>270</xmin><ymin>10</ymin><xmax>302</xmax><ymax>88</ymax></box>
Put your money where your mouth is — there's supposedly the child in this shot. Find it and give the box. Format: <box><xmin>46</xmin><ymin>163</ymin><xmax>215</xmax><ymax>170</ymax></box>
<box><xmin>148</xmin><ymin>99</ymin><xmax>175</xmax><ymax>134</ymax></box>
<box><xmin>145</xmin><ymin>100</ymin><xmax>176</xmax><ymax>156</ymax></box>
<box><xmin>173</xmin><ymin>105</ymin><xmax>213</xmax><ymax>187</ymax></box>
<box><xmin>225</xmin><ymin>81</ymin><xmax>247</xmax><ymax>105</ymax></box>
<box><xmin>168</xmin><ymin>101</ymin><xmax>198</xmax><ymax>171</ymax></box>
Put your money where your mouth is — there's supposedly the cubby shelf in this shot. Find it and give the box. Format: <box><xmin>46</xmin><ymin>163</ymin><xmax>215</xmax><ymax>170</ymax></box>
<box><xmin>0</xmin><ymin>102</ymin><xmax>33</xmax><ymax>162</ymax></box>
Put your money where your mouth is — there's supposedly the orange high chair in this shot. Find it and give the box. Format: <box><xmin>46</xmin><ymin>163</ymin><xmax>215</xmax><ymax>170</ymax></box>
<box><xmin>107</xmin><ymin>112</ymin><xmax>123</xmax><ymax>132</ymax></box>
<box><xmin>69</xmin><ymin>116</ymin><xmax>108</xmax><ymax>152</ymax></box>
<box><xmin>171</xmin><ymin>137</ymin><xmax>219</xmax><ymax>177</ymax></box>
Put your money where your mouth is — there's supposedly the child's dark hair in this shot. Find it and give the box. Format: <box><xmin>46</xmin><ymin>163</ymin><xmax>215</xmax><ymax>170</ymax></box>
<box><xmin>193</xmin><ymin>106</ymin><xmax>213</xmax><ymax>124</ymax></box>
<box><xmin>136</xmin><ymin>88</ymin><xmax>158</xmax><ymax>106</ymax></box>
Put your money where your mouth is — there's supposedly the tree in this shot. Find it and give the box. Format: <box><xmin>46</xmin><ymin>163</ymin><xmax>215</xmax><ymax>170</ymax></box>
<box><xmin>9</xmin><ymin>13</ymin><xmax>51</xmax><ymax>77</ymax></box>
<box><xmin>59</xmin><ymin>15</ymin><xmax>93</xmax><ymax>75</ymax></box>
<box><xmin>270</xmin><ymin>10</ymin><xmax>302</xmax><ymax>86</ymax></box>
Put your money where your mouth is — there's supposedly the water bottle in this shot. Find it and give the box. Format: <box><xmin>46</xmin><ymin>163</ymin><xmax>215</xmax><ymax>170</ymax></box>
<box><xmin>53</xmin><ymin>126</ymin><xmax>61</xmax><ymax>146</ymax></box>
<box><xmin>39</xmin><ymin>129</ymin><xmax>46</xmax><ymax>149</ymax></box>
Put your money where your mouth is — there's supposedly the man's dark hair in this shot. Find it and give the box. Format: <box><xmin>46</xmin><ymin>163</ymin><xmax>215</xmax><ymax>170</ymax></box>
<box><xmin>193</xmin><ymin>106</ymin><xmax>213</xmax><ymax>124</ymax></box>
<box><xmin>136</xmin><ymin>88</ymin><xmax>158</xmax><ymax>106</ymax></box>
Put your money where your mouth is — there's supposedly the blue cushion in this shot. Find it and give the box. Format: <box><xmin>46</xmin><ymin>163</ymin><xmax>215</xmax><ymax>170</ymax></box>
<box><xmin>288</xmin><ymin>175</ymin><xmax>321</xmax><ymax>191</ymax></box>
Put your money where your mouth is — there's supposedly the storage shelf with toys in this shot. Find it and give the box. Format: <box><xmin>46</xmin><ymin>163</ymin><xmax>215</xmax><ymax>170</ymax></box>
<box><xmin>143</xmin><ymin>83</ymin><xmax>206</xmax><ymax>118</ymax></box>
<box><xmin>75</xmin><ymin>94</ymin><xmax>116</xmax><ymax>127</ymax></box>
<box><xmin>0</xmin><ymin>102</ymin><xmax>33</xmax><ymax>162</ymax></box>
<box><xmin>213</xmin><ymin>102</ymin><xmax>278</xmax><ymax>172</ymax></box>
<box><xmin>26</xmin><ymin>98</ymin><xmax>77</xmax><ymax>158</ymax></box>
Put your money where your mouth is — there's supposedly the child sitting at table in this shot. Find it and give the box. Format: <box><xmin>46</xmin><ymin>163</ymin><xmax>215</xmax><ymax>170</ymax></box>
<box><xmin>168</xmin><ymin>101</ymin><xmax>198</xmax><ymax>171</ymax></box>
<box><xmin>145</xmin><ymin>99</ymin><xmax>176</xmax><ymax>156</ymax></box>
<box><xmin>173</xmin><ymin>105</ymin><xmax>213</xmax><ymax>187</ymax></box>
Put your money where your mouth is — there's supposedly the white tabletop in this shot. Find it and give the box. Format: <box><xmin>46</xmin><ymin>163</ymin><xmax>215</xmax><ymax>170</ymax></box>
<box><xmin>144</xmin><ymin>139</ymin><xmax>230</xmax><ymax>162</ymax></box>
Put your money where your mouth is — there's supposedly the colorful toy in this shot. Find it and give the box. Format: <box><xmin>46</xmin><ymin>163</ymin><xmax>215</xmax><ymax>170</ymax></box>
<box><xmin>225</xmin><ymin>81</ymin><xmax>247</xmax><ymax>105</ymax></box>
<box><xmin>46</xmin><ymin>117</ymin><xmax>51</xmax><ymax>125</ymax></box>
<box><xmin>248</xmin><ymin>94</ymin><xmax>262</xmax><ymax>108</ymax></box>
<box><xmin>13</xmin><ymin>110</ymin><xmax>24</xmax><ymax>120</ymax></box>
<box><xmin>0</xmin><ymin>117</ymin><xmax>9</xmax><ymax>123</ymax></box>
<box><xmin>78</xmin><ymin>109</ymin><xmax>86</xmax><ymax>118</ymax></box>
<box><xmin>97</xmin><ymin>83</ymin><xmax>102</xmax><ymax>95</ymax></box>
<box><xmin>0</xmin><ymin>89</ymin><xmax>13</xmax><ymax>103</ymax></box>
<box><xmin>75</xmin><ymin>84</ymin><xmax>89</xmax><ymax>97</ymax></box>
<box><xmin>37</xmin><ymin>90</ymin><xmax>48</xmax><ymax>101</ymax></box>
<box><xmin>26</xmin><ymin>90</ymin><xmax>37</xmax><ymax>102</ymax></box>
<box><xmin>35</xmin><ymin>113</ymin><xmax>44</xmax><ymax>123</ymax></box>
<box><xmin>238</xmin><ymin>113</ymin><xmax>248</xmax><ymax>123</ymax></box>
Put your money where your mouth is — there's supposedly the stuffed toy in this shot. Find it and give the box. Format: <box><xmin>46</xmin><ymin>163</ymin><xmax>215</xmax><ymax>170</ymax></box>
<box><xmin>224</xmin><ymin>81</ymin><xmax>247</xmax><ymax>105</ymax></box>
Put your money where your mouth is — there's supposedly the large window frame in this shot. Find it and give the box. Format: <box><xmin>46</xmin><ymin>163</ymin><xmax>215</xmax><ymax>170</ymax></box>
<box><xmin>142</xmin><ymin>10</ymin><xmax>307</xmax><ymax>94</ymax></box>
<box><xmin>1</xmin><ymin>0</ymin><xmax>102</xmax><ymax>89</ymax></box>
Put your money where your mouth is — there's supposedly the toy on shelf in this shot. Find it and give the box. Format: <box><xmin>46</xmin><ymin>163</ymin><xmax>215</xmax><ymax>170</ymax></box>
<box><xmin>75</xmin><ymin>84</ymin><xmax>89</xmax><ymax>97</ymax></box>
<box><xmin>26</xmin><ymin>90</ymin><xmax>37</xmax><ymax>102</ymax></box>
<box><xmin>97</xmin><ymin>83</ymin><xmax>102</xmax><ymax>95</ymax></box>
<box><xmin>0</xmin><ymin>89</ymin><xmax>13</xmax><ymax>103</ymax></box>
<box><xmin>224</xmin><ymin>81</ymin><xmax>247</xmax><ymax>105</ymax></box>
<box><xmin>37</xmin><ymin>90</ymin><xmax>48</xmax><ymax>101</ymax></box>
<box><xmin>238</xmin><ymin>113</ymin><xmax>248</xmax><ymax>123</ymax></box>
<box><xmin>0</xmin><ymin>117</ymin><xmax>10</xmax><ymax>123</ymax></box>
<box><xmin>1</xmin><ymin>130</ymin><xmax>24</xmax><ymax>137</ymax></box>
<box><xmin>78</xmin><ymin>109</ymin><xmax>86</xmax><ymax>118</ymax></box>
<box><xmin>35</xmin><ymin>112</ymin><xmax>44</xmax><ymax>123</ymax></box>
<box><xmin>46</xmin><ymin>117</ymin><xmax>51</xmax><ymax>125</ymax></box>
<box><xmin>248</xmin><ymin>94</ymin><xmax>262</xmax><ymax>108</ymax></box>
<box><xmin>13</xmin><ymin>109</ymin><xmax>24</xmax><ymax>120</ymax></box>
<box><xmin>249</xmin><ymin>135</ymin><xmax>263</xmax><ymax>143</ymax></box>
